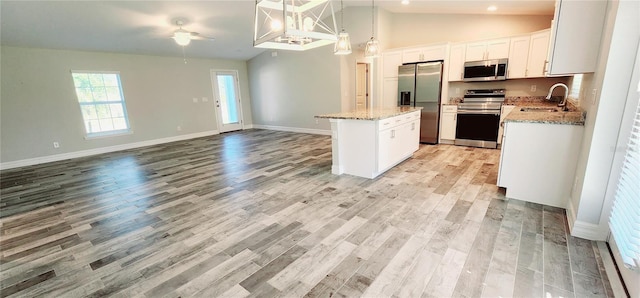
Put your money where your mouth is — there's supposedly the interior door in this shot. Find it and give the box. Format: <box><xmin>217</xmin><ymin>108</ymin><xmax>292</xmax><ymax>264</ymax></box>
<box><xmin>211</xmin><ymin>70</ymin><xmax>243</xmax><ymax>133</ymax></box>
<box><xmin>356</xmin><ymin>63</ymin><xmax>369</xmax><ymax>109</ymax></box>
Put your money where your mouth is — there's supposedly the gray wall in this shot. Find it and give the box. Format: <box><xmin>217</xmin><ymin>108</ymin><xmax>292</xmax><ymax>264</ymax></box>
<box><xmin>1</xmin><ymin>46</ymin><xmax>253</xmax><ymax>163</ymax></box>
<box><xmin>247</xmin><ymin>47</ymin><xmax>341</xmax><ymax>131</ymax></box>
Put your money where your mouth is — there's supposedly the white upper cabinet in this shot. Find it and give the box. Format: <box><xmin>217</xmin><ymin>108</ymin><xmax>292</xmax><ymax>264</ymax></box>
<box><xmin>402</xmin><ymin>48</ymin><xmax>422</xmax><ymax>64</ymax></box>
<box><xmin>448</xmin><ymin>44</ymin><xmax>466</xmax><ymax>82</ymax></box>
<box><xmin>382</xmin><ymin>50</ymin><xmax>403</xmax><ymax>78</ymax></box>
<box><xmin>507</xmin><ymin>35</ymin><xmax>531</xmax><ymax>79</ymax></box>
<box><xmin>527</xmin><ymin>30</ymin><xmax>551</xmax><ymax>78</ymax></box>
<box><xmin>465</xmin><ymin>38</ymin><xmax>510</xmax><ymax>62</ymax></box>
<box><xmin>486</xmin><ymin>38</ymin><xmax>510</xmax><ymax>60</ymax></box>
<box><xmin>402</xmin><ymin>44</ymin><xmax>447</xmax><ymax>64</ymax></box>
<box><xmin>546</xmin><ymin>0</ymin><xmax>607</xmax><ymax>75</ymax></box>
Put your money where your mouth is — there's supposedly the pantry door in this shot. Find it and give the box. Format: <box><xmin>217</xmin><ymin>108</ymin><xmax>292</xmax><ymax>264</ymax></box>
<box><xmin>211</xmin><ymin>70</ymin><xmax>244</xmax><ymax>133</ymax></box>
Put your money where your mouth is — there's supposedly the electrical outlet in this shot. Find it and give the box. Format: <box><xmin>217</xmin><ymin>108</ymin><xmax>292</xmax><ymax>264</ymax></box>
<box><xmin>177</xmin><ymin>126</ymin><xmax>182</xmax><ymax>131</ymax></box>
<box><xmin>271</xmin><ymin>51</ymin><xmax>278</xmax><ymax>57</ymax></box>
<box><xmin>315</xmin><ymin>119</ymin><xmax>319</xmax><ymax>125</ymax></box>
<box><xmin>455</xmin><ymin>88</ymin><xmax>460</xmax><ymax>95</ymax></box>
<box><xmin>592</xmin><ymin>88</ymin><xmax>598</xmax><ymax>105</ymax></box>
<box><xmin>202</xmin><ymin>97</ymin><xmax>208</xmax><ymax>102</ymax></box>
<box><xmin>192</xmin><ymin>98</ymin><xmax>198</xmax><ymax>103</ymax></box>
<box><xmin>531</xmin><ymin>85</ymin><xmax>537</xmax><ymax>92</ymax></box>
<box><xmin>53</xmin><ymin>142</ymin><xmax>60</xmax><ymax>148</ymax></box>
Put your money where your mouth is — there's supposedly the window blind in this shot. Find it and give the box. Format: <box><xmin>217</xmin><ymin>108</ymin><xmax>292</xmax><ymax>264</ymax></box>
<box><xmin>609</xmin><ymin>88</ymin><xmax>640</xmax><ymax>271</ymax></box>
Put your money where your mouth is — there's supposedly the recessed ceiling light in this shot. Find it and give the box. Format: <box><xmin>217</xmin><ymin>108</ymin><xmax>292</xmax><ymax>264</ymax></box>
<box><xmin>487</xmin><ymin>5</ymin><xmax>497</xmax><ymax>11</ymax></box>
<box><xmin>401</xmin><ymin>0</ymin><xmax>410</xmax><ymax>5</ymax></box>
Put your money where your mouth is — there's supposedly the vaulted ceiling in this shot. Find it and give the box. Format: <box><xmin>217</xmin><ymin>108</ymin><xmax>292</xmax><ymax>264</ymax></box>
<box><xmin>0</xmin><ymin>1</ymin><xmax>554</xmax><ymax>61</ymax></box>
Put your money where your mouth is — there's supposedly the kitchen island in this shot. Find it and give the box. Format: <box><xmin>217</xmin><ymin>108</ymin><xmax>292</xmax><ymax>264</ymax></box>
<box><xmin>497</xmin><ymin>102</ymin><xmax>585</xmax><ymax>208</ymax></box>
<box><xmin>315</xmin><ymin>107</ymin><xmax>422</xmax><ymax>179</ymax></box>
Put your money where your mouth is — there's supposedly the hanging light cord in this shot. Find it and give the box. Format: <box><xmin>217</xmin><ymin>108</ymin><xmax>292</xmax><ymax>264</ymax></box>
<box><xmin>340</xmin><ymin>0</ymin><xmax>344</xmax><ymax>31</ymax></box>
<box><xmin>371</xmin><ymin>0</ymin><xmax>374</xmax><ymax>38</ymax></box>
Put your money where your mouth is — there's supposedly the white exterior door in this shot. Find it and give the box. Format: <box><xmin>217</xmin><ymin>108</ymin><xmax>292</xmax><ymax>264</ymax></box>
<box><xmin>211</xmin><ymin>70</ymin><xmax>243</xmax><ymax>133</ymax></box>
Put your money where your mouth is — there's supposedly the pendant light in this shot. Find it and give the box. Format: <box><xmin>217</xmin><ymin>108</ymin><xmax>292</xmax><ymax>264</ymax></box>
<box><xmin>253</xmin><ymin>0</ymin><xmax>338</xmax><ymax>51</ymax></box>
<box><xmin>364</xmin><ymin>0</ymin><xmax>379</xmax><ymax>57</ymax></box>
<box><xmin>334</xmin><ymin>0</ymin><xmax>352</xmax><ymax>55</ymax></box>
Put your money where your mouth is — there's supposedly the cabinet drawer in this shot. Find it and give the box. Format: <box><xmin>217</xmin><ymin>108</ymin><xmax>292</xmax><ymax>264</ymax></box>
<box><xmin>379</xmin><ymin>118</ymin><xmax>395</xmax><ymax>130</ymax></box>
<box><xmin>442</xmin><ymin>105</ymin><xmax>458</xmax><ymax>113</ymax></box>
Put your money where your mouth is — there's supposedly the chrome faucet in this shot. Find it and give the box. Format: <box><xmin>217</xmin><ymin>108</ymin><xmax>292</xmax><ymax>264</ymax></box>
<box><xmin>546</xmin><ymin>83</ymin><xmax>569</xmax><ymax>111</ymax></box>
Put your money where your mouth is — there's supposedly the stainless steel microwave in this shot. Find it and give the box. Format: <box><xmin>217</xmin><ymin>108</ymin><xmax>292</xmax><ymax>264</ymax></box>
<box><xmin>463</xmin><ymin>59</ymin><xmax>508</xmax><ymax>82</ymax></box>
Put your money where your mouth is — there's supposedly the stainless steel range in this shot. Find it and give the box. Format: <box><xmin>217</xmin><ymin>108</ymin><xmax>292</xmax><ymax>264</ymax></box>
<box><xmin>454</xmin><ymin>89</ymin><xmax>505</xmax><ymax>149</ymax></box>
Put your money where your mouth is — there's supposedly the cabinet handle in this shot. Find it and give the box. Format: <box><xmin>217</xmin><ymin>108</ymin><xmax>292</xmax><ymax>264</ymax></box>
<box><xmin>391</xmin><ymin>130</ymin><xmax>395</xmax><ymax>138</ymax></box>
<box><xmin>525</xmin><ymin>69</ymin><xmax>528</xmax><ymax>77</ymax></box>
<box><xmin>411</xmin><ymin>123</ymin><xmax>415</xmax><ymax>130</ymax></box>
<box><xmin>543</xmin><ymin>60</ymin><xmax>549</xmax><ymax>74</ymax></box>
<box><xmin>460</xmin><ymin>72</ymin><xmax>463</xmax><ymax>80</ymax></box>
<box><xmin>454</xmin><ymin>114</ymin><xmax>457</xmax><ymax>121</ymax></box>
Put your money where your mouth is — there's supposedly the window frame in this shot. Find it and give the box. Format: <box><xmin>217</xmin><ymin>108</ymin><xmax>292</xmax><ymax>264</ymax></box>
<box><xmin>70</xmin><ymin>70</ymin><xmax>132</xmax><ymax>139</ymax></box>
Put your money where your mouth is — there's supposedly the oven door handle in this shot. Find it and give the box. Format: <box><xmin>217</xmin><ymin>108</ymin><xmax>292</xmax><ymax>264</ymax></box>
<box><xmin>457</xmin><ymin>110</ymin><xmax>501</xmax><ymax>115</ymax></box>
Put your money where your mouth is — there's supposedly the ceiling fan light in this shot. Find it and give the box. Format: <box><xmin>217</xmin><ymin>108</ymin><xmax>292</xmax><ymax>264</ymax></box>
<box><xmin>364</xmin><ymin>37</ymin><xmax>379</xmax><ymax>57</ymax></box>
<box><xmin>334</xmin><ymin>31</ymin><xmax>352</xmax><ymax>55</ymax></box>
<box><xmin>173</xmin><ymin>31</ymin><xmax>191</xmax><ymax>46</ymax></box>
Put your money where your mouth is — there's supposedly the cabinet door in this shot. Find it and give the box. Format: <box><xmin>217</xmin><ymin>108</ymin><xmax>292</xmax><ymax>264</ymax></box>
<box><xmin>402</xmin><ymin>48</ymin><xmax>422</xmax><ymax>63</ymax></box>
<box><xmin>448</xmin><ymin>44</ymin><xmax>466</xmax><ymax>81</ymax></box>
<box><xmin>440</xmin><ymin>112</ymin><xmax>457</xmax><ymax>140</ymax></box>
<box><xmin>486</xmin><ymin>38</ymin><xmax>510</xmax><ymax>59</ymax></box>
<box><xmin>497</xmin><ymin>123</ymin><xmax>510</xmax><ymax>187</ymax></box>
<box><xmin>465</xmin><ymin>41</ymin><xmax>486</xmax><ymax>61</ymax></box>
<box><xmin>382</xmin><ymin>51</ymin><xmax>403</xmax><ymax>78</ymax></box>
<box><xmin>378</xmin><ymin>128</ymin><xmax>395</xmax><ymax>171</ymax></box>
<box><xmin>547</xmin><ymin>0</ymin><xmax>607</xmax><ymax>75</ymax></box>
<box><xmin>527</xmin><ymin>30</ymin><xmax>550</xmax><ymax>78</ymax></box>
<box><xmin>507</xmin><ymin>36</ymin><xmax>530</xmax><ymax>79</ymax></box>
<box><xmin>497</xmin><ymin>105</ymin><xmax>516</xmax><ymax>144</ymax></box>
<box><xmin>382</xmin><ymin>78</ymin><xmax>399</xmax><ymax>108</ymax></box>
<box><xmin>422</xmin><ymin>45</ymin><xmax>446</xmax><ymax>61</ymax></box>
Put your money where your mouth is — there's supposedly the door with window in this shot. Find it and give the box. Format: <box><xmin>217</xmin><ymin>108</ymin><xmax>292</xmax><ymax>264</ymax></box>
<box><xmin>211</xmin><ymin>70</ymin><xmax>243</xmax><ymax>133</ymax></box>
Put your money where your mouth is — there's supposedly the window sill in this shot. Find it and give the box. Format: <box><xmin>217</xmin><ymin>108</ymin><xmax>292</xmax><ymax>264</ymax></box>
<box><xmin>84</xmin><ymin>130</ymin><xmax>133</xmax><ymax>140</ymax></box>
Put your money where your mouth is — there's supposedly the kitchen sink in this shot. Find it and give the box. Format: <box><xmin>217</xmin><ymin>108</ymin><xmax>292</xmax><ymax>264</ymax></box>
<box><xmin>520</xmin><ymin>107</ymin><xmax>559</xmax><ymax>112</ymax></box>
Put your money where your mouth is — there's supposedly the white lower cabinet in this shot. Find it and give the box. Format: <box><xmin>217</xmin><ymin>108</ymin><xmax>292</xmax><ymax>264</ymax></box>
<box><xmin>497</xmin><ymin>121</ymin><xmax>583</xmax><ymax>208</ymax></box>
<box><xmin>497</xmin><ymin>105</ymin><xmax>516</xmax><ymax>144</ymax></box>
<box><xmin>440</xmin><ymin>105</ymin><xmax>457</xmax><ymax>141</ymax></box>
<box><xmin>330</xmin><ymin>111</ymin><xmax>421</xmax><ymax>179</ymax></box>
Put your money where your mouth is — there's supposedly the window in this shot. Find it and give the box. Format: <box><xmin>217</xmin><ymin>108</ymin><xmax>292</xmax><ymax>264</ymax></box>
<box><xmin>71</xmin><ymin>71</ymin><xmax>130</xmax><ymax>137</ymax></box>
<box><xmin>609</xmin><ymin>86</ymin><xmax>640</xmax><ymax>270</ymax></box>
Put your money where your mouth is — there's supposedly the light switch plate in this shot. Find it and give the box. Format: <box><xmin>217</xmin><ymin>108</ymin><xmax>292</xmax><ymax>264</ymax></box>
<box><xmin>202</xmin><ymin>97</ymin><xmax>208</xmax><ymax>102</ymax></box>
<box><xmin>531</xmin><ymin>85</ymin><xmax>537</xmax><ymax>92</ymax></box>
<box><xmin>192</xmin><ymin>98</ymin><xmax>198</xmax><ymax>103</ymax></box>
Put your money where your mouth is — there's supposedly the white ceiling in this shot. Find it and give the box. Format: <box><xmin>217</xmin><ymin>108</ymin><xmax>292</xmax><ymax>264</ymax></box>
<box><xmin>0</xmin><ymin>1</ymin><xmax>554</xmax><ymax>61</ymax></box>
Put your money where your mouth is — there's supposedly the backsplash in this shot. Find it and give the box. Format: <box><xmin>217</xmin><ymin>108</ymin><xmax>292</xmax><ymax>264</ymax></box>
<box><xmin>447</xmin><ymin>96</ymin><xmax>565</xmax><ymax>105</ymax></box>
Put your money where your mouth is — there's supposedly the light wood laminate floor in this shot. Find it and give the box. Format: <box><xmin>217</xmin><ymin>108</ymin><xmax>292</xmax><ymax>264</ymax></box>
<box><xmin>0</xmin><ymin>129</ymin><xmax>613</xmax><ymax>297</ymax></box>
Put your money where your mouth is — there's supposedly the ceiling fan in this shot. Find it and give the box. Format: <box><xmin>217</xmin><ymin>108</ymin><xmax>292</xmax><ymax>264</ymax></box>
<box><xmin>171</xmin><ymin>20</ymin><xmax>215</xmax><ymax>46</ymax></box>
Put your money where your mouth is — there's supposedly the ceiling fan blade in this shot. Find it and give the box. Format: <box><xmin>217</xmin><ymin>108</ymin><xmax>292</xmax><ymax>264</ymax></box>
<box><xmin>190</xmin><ymin>32</ymin><xmax>215</xmax><ymax>41</ymax></box>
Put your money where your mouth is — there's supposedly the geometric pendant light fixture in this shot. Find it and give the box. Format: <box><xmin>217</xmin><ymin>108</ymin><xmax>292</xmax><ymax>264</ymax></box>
<box><xmin>254</xmin><ymin>0</ymin><xmax>339</xmax><ymax>51</ymax></box>
<box><xmin>364</xmin><ymin>0</ymin><xmax>380</xmax><ymax>57</ymax></box>
<box><xmin>334</xmin><ymin>0</ymin><xmax>352</xmax><ymax>55</ymax></box>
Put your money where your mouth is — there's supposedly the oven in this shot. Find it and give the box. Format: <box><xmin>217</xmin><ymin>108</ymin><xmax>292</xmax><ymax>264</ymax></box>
<box><xmin>454</xmin><ymin>89</ymin><xmax>505</xmax><ymax>149</ymax></box>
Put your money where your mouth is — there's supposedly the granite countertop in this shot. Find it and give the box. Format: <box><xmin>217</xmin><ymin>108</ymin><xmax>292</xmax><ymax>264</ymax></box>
<box><xmin>503</xmin><ymin>101</ymin><xmax>585</xmax><ymax>126</ymax></box>
<box><xmin>315</xmin><ymin>106</ymin><xmax>422</xmax><ymax>120</ymax></box>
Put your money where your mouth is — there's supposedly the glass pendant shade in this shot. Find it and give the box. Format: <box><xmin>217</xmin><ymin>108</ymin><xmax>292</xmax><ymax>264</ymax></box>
<box><xmin>364</xmin><ymin>37</ymin><xmax>379</xmax><ymax>57</ymax></box>
<box><xmin>334</xmin><ymin>31</ymin><xmax>352</xmax><ymax>55</ymax></box>
<box><xmin>254</xmin><ymin>0</ymin><xmax>338</xmax><ymax>51</ymax></box>
<box><xmin>173</xmin><ymin>31</ymin><xmax>191</xmax><ymax>46</ymax></box>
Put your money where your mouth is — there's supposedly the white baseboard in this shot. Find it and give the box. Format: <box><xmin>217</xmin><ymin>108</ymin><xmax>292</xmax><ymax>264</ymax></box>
<box><xmin>243</xmin><ymin>124</ymin><xmax>254</xmax><ymax>129</ymax></box>
<box><xmin>0</xmin><ymin>130</ymin><xmax>219</xmax><ymax>170</ymax></box>
<box><xmin>566</xmin><ymin>199</ymin><xmax>608</xmax><ymax>241</ymax></box>
<box><xmin>252</xmin><ymin>124</ymin><xmax>331</xmax><ymax>136</ymax></box>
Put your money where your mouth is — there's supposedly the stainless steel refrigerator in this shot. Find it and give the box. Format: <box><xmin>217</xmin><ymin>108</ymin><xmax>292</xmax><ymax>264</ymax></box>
<box><xmin>398</xmin><ymin>61</ymin><xmax>443</xmax><ymax>144</ymax></box>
